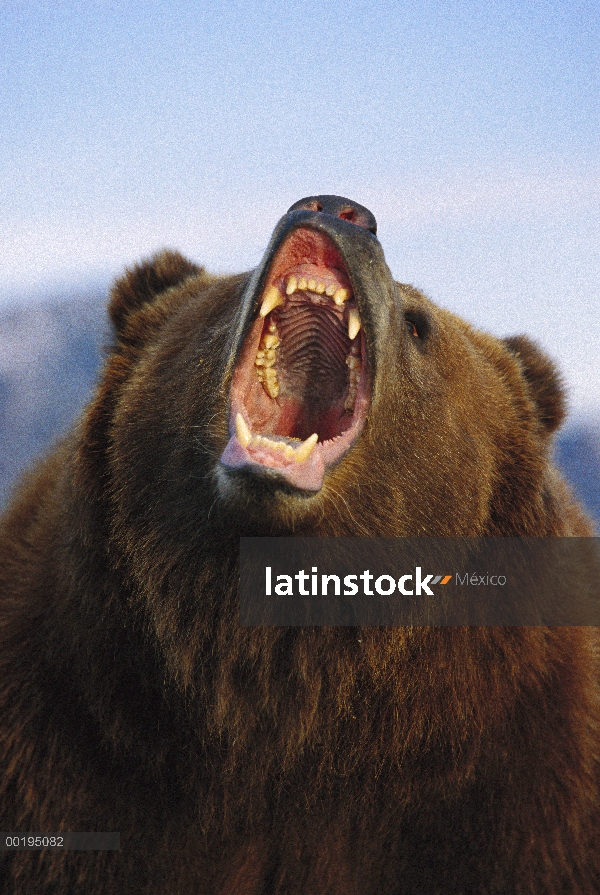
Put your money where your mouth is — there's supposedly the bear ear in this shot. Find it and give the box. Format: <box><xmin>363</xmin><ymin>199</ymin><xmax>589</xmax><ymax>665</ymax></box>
<box><xmin>503</xmin><ymin>335</ymin><xmax>566</xmax><ymax>434</ymax></box>
<box><xmin>109</xmin><ymin>250</ymin><xmax>202</xmax><ymax>337</ymax></box>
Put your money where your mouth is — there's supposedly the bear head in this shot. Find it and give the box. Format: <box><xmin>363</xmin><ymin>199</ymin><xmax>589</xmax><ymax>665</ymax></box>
<box><xmin>80</xmin><ymin>195</ymin><xmax>576</xmax><ymax>556</ymax></box>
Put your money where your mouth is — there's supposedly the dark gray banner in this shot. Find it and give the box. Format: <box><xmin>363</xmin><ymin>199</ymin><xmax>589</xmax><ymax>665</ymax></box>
<box><xmin>240</xmin><ymin>538</ymin><xmax>600</xmax><ymax>625</ymax></box>
<box><xmin>1</xmin><ymin>833</ymin><xmax>120</xmax><ymax>850</ymax></box>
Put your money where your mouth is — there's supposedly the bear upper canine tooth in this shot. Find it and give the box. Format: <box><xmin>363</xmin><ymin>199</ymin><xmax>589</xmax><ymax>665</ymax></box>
<box><xmin>348</xmin><ymin>307</ymin><xmax>361</xmax><ymax>340</ymax></box>
<box><xmin>260</xmin><ymin>285</ymin><xmax>284</xmax><ymax>317</ymax></box>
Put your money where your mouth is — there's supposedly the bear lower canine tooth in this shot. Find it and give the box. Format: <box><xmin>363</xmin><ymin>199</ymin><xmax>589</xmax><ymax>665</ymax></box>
<box><xmin>235</xmin><ymin>413</ymin><xmax>252</xmax><ymax>448</ymax></box>
<box><xmin>294</xmin><ymin>433</ymin><xmax>318</xmax><ymax>463</ymax></box>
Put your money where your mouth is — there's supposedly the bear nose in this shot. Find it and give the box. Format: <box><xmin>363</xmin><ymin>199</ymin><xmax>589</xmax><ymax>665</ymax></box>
<box><xmin>287</xmin><ymin>195</ymin><xmax>377</xmax><ymax>235</ymax></box>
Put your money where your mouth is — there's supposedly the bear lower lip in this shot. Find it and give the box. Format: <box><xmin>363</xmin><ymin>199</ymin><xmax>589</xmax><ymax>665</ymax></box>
<box><xmin>220</xmin><ymin>228</ymin><xmax>370</xmax><ymax>491</ymax></box>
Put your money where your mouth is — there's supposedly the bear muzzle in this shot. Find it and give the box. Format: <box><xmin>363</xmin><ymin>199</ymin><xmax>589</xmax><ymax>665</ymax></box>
<box><xmin>220</xmin><ymin>196</ymin><xmax>398</xmax><ymax>492</ymax></box>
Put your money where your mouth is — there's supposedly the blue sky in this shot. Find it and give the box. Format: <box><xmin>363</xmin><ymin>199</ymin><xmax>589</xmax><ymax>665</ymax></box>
<box><xmin>1</xmin><ymin>0</ymin><xmax>598</xmax><ymax>415</ymax></box>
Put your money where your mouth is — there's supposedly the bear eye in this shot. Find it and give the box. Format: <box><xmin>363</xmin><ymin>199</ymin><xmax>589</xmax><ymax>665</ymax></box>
<box><xmin>404</xmin><ymin>312</ymin><xmax>431</xmax><ymax>342</ymax></box>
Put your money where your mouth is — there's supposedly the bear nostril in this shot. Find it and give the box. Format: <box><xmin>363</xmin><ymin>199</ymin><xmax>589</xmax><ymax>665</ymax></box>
<box><xmin>287</xmin><ymin>195</ymin><xmax>377</xmax><ymax>235</ymax></box>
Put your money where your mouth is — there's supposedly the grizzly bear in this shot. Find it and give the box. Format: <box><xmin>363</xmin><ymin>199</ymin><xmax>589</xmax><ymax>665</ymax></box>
<box><xmin>0</xmin><ymin>195</ymin><xmax>598</xmax><ymax>895</ymax></box>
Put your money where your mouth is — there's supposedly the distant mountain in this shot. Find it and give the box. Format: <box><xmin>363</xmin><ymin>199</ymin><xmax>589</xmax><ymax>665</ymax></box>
<box><xmin>1</xmin><ymin>295</ymin><xmax>599</xmax><ymax>528</ymax></box>
<box><xmin>554</xmin><ymin>426</ymin><xmax>600</xmax><ymax>528</ymax></box>
<box><xmin>0</xmin><ymin>291</ymin><xmax>109</xmax><ymax>506</ymax></box>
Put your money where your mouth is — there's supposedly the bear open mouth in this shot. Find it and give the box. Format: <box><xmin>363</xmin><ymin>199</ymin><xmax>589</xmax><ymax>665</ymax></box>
<box><xmin>221</xmin><ymin>228</ymin><xmax>370</xmax><ymax>491</ymax></box>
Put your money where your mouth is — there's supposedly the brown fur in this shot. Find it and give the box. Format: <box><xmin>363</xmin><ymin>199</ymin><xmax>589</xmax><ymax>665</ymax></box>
<box><xmin>0</xmin><ymin>247</ymin><xmax>598</xmax><ymax>894</ymax></box>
